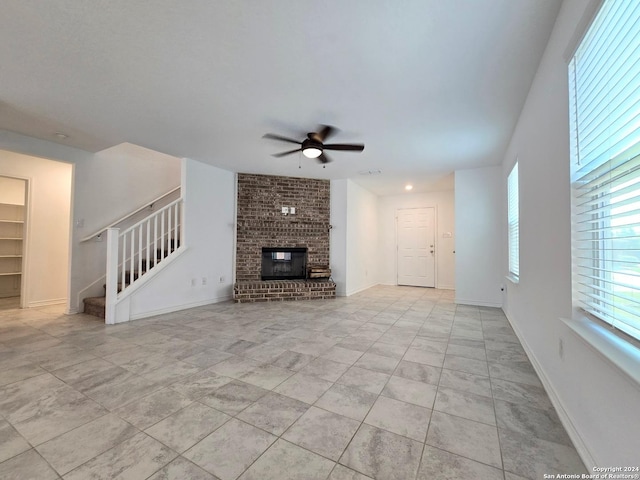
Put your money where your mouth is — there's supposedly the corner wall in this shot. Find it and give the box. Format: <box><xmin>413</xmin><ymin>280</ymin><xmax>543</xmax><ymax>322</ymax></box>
<box><xmin>454</xmin><ymin>166</ymin><xmax>502</xmax><ymax>307</ymax></box>
<box><xmin>125</xmin><ymin>158</ymin><xmax>235</xmax><ymax>318</ymax></box>
<box><xmin>330</xmin><ymin>180</ymin><xmax>348</xmax><ymax>296</ymax></box>
<box><xmin>0</xmin><ymin>131</ymin><xmax>185</xmax><ymax>314</ymax></box>
<box><xmin>0</xmin><ymin>148</ymin><xmax>72</xmax><ymax>307</ymax></box>
<box><xmin>330</xmin><ymin>180</ymin><xmax>379</xmax><ymax>297</ymax></box>
<box><xmin>71</xmin><ymin>143</ymin><xmax>181</xmax><ymax>312</ymax></box>
<box><xmin>345</xmin><ymin>181</ymin><xmax>378</xmax><ymax>295</ymax></box>
<box><xmin>501</xmin><ymin>0</ymin><xmax>639</xmax><ymax>465</ymax></box>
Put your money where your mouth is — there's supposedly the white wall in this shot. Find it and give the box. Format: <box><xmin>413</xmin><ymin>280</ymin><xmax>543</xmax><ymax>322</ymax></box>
<box><xmin>71</xmin><ymin>143</ymin><xmax>181</xmax><ymax>312</ymax></box>
<box><xmin>0</xmin><ymin>176</ymin><xmax>26</xmax><ymax>204</ymax></box>
<box><xmin>454</xmin><ymin>166</ymin><xmax>502</xmax><ymax>307</ymax></box>
<box><xmin>377</xmin><ymin>189</ymin><xmax>455</xmax><ymax>289</ymax></box>
<box><xmin>501</xmin><ymin>0</ymin><xmax>639</xmax><ymax>466</ymax></box>
<box><xmin>122</xmin><ymin>158</ymin><xmax>235</xmax><ymax>319</ymax></box>
<box><xmin>345</xmin><ymin>181</ymin><xmax>379</xmax><ymax>296</ymax></box>
<box><xmin>330</xmin><ymin>180</ymin><xmax>348</xmax><ymax>296</ymax></box>
<box><xmin>0</xmin><ymin>149</ymin><xmax>72</xmax><ymax>307</ymax></box>
<box><xmin>330</xmin><ymin>179</ymin><xmax>379</xmax><ymax>296</ymax></box>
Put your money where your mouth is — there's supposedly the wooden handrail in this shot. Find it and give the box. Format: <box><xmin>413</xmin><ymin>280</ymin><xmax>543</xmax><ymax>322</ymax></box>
<box><xmin>80</xmin><ymin>186</ymin><xmax>180</xmax><ymax>242</ymax></box>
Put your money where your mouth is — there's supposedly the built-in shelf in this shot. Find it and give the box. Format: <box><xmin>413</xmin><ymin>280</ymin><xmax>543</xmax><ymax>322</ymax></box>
<box><xmin>0</xmin><ymin>203</ymin><xmax>24</xmax><ymax>297</ymax></box>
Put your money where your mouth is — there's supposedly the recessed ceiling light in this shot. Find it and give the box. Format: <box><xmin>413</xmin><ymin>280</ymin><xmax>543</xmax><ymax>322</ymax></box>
<box><xmin>405</xmin><ymin>184</ymin><xmax>413</xmax><ymax>191</ymax></box>
<box><xmin>54</xmin><ymin>132</ymin><xmax>68</xmax><ymax>139</ymax></box>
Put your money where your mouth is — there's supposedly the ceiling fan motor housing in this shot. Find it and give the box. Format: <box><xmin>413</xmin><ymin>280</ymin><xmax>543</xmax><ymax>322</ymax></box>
<box><xmin>302</xmin><ymin>138</ymin><xmax>323</xmax><ymax>151</ymax></box>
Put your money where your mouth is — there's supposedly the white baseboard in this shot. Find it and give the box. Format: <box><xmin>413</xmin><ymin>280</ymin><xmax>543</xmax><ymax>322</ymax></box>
<box><xmin>128</xmin><ymin>295</ymin><xmax>233</xmax><ymax>321</ymax></box>
<box><xmin>504</xmin><ymin>310</ymin><xmax>596</xmax><ymax>470</ymax></box>
<box><xmin>345</xmin><ymin>282</ymin><xmax>378</xmax><ymax>297</ymax></box>
<box><xmin>454</xmin><ymin>297</ymin><xmax>502</xmax><ymax>308</ymax></box>
<box><xmin>437</xmin><ymin>284</ymin><xmax>455</xmax><ymax>290</ymax></box>
<box><xmin>27</xmin><ymin>298</ymin><xmax>66</xmax><ymax>308</ymax></box>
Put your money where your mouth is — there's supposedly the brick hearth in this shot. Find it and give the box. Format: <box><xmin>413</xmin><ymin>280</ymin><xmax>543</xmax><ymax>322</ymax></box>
<box><xmin>234</xmin><ymin>280</ymin><xmax>335</xmax><ymax>302</ymax></box>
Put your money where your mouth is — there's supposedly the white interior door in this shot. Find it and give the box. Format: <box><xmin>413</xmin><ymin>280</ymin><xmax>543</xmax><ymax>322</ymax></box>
<box><xmin>397</xmin><ymin>207</ymin><xmax>435</xmax><ymax>287</ymax></box>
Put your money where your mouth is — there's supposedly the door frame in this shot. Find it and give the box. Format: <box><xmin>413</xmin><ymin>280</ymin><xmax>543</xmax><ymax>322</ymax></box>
<box><xmin>395</xmin><ymin>206</ymin><xmax>438</xmax><ymax>288</ymax></box>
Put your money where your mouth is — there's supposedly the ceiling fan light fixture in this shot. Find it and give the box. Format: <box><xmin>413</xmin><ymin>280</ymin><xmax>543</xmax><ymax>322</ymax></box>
<box><xmin>302</xmin><ymin>147</ymin><xmax>322</xmax><ymax>158</ymax></box>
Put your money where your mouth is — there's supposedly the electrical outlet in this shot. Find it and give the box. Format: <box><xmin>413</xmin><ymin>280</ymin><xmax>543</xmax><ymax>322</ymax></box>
<box><xmin>290</xmin><ymin>207</ymin><xmax>296</xmax><ymax>214</ymax></box>
<box><xmin>219</xmin><ymin>276</ymin><xmax>225</xmax><ymax>283</ymax></box>
<box><xmin>191</xmin><ymin>278</ymin><xmax>196</xmax><ymax>287</ymax></box>
<box><xmin>202</xmin><ymin>277</ymin><xmax>207</xmax><ymax>285</ymax></box>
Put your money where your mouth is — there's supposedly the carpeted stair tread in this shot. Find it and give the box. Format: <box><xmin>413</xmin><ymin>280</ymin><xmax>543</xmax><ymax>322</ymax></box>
<box><xmin>83</xmin><ymin>296</ymin><xmax>106</xmax><ymax>319</ymax></box>
<box><xmin>83</xmin><ymin>296</ymin><xmax>106</xmax><ymax>306</ymax></box>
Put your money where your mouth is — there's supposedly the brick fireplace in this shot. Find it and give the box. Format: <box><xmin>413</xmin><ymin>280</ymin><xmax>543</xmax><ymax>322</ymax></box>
<box><xmin>233</xmin><ymin>173</ymin><xmax>336</xmax><ymax>302</ymax></box>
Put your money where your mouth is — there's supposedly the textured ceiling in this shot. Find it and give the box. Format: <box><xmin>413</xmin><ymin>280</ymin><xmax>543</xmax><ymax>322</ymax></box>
<box><xmin>0</xmin><ymin>0</ymin><xmax>562</xmax><ymax>195</ymax></box>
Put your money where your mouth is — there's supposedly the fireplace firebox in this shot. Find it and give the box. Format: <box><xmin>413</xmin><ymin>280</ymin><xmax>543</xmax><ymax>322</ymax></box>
<box><xmin>261</xmin><ymin>247</ymin><xmax>307</xmax><ymax>280</ymax></box>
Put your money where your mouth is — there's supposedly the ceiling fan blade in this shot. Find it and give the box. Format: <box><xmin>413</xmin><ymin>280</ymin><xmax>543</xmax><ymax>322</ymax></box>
<box><xmin>272</xmin><ymin>148</ymin><xmax>302</xmax><ymax>158</ymax></box>
<box><xmin>316</xmin><ymin>125</ymin><xmax>336</xmax><ymax>142</ymax></box>
<box><xmin>323</xmin><ymin>143</ymin><xmax>365</xmax><ymax>152</ymax></box>
<box><xmin>263</xmin><ymin>133</ymin><xmax>302</xmax><ymax>145</ymax></box>
<box><xmin>317</xmin><ymin>153</ymin><xmax>332</xmax><ymax>164</ymax></box>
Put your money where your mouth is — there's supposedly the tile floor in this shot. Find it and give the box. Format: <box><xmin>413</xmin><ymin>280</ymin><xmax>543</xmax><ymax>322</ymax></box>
<box><xmin>0</xmin><ymin>286</ymin><xmax>587</xmax><ymax>479</ymax></box>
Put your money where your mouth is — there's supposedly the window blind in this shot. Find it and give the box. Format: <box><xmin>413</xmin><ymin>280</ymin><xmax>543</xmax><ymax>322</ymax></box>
<box><xmin>570</xmin><ymin>0</ymin><xmax>640</xmax><ymax>341</ymax></box>
<box><xmin>508</xmin><ymin>162</ymin><xmax>520</xmax><ymax>278</ymax></box>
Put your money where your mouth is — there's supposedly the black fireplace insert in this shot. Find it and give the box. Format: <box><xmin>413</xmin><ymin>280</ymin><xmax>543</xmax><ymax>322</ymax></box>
<box><xmin>261</xmin><ymin>247</ymin><xmax>307</xmax><ymax>280</ymax></box>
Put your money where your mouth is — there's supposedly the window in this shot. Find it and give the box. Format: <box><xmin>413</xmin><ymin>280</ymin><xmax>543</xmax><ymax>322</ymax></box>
<box><xmin>570</xmin><ymin>0</ymin><xmax>640</xmax><ymax>341</ymax></box>
<box><xmin>508</xmin><ymin>161</ymin><xmax>520</xmax><ymax>279</ymax></box>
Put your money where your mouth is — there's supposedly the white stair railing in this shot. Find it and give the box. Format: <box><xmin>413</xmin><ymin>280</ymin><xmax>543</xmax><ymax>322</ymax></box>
<box><xmin>105</xmin><ymin>198</ymin><xmax>183</xmax><ymax>324</ymax></box>
<box><xmin>80</xmin><ymin>186</ymin><xmax>180</xmax><ymax>243</ymax></box>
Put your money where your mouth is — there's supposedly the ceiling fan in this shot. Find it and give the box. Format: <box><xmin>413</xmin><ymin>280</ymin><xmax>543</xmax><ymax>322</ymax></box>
<box><xmin>263</xmin><ymin>125</ymin><xmax>364</xmax><ymax>164</ymax></box>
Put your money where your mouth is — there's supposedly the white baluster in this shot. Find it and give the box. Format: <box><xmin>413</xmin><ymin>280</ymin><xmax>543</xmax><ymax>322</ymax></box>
<box><xmin>137</xmin><ymin>224</ymin><xmax>143</xmax><ymax>280</ymax></box>
<box><xmin>161</xmin><ymin>210</ymin><xmax>165</xmax><ymax>260</ymax></box>
<box><xmin>146</xmin><ymin>219</ymin><xmax>151</xmax><ymax>274</ymax></box>
<box><xmin>168</xmin><ymin>207</ymin><xmax>173</xmax><ymax>253</ymax></box>
<box><xmin>154</xmin><ymin>214</ymin><xmax>158</xmax><ymax>267</ymax></box>
<box><xmin>174</xmin><ymin>203</ymin><xmax>179</xmax><ymax>249</ymax></box>
<box><xmin>180</xmin><ymin>198</ymin><xmax>185</xmax><ymax>246</ymax></box>
<box><xmin>121</xmin><ymin>233</ymin><xmax>126</xmax><ymax>289</ymax></box>
<box><xmin>129</xmin><ymin>230</ymin><xmax>135</xmax><ymax>288</ymax></box>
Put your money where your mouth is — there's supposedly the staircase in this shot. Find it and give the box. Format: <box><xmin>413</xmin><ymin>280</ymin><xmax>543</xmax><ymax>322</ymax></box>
<box><xmin>83</xmin><ymin>239</ymin><xmax>180</xmax><ymax>319</ymax></box>
<box><xmin>81</xmin><ymin>194</ymin><xmax>183</xmax><ymax>323</ymax></box>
